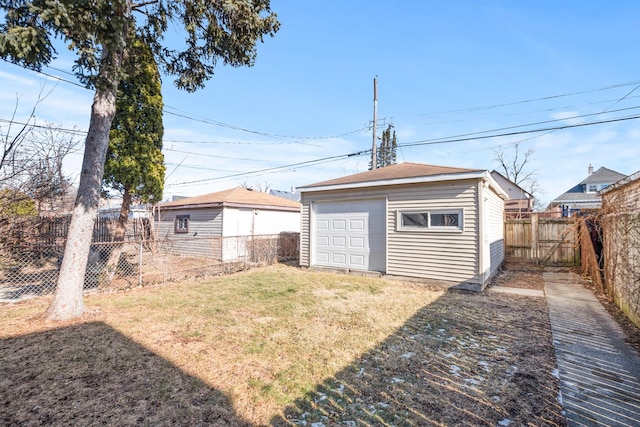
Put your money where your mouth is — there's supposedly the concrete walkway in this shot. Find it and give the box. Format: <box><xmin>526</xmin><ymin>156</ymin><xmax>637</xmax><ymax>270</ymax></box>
<box><xmin>544</xmin><ymin>269</ymin><xmax>640</xmax><ymax>426</ymax></box>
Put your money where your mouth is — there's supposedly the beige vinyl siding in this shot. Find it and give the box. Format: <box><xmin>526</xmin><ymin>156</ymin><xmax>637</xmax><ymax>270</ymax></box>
<box><xmin>486</xmin><ymin>186</ymin><xmax>505</xmax><ymax>279</ymax></box>
<box><xmin>299</xmin><ymin>200</ymin><xmax>311</xmax><ymax>266</ymax></box>
<box><xmin>300</xmin><ymin>180</ymin><xmax>482</xmax><ymax>284</ymax></box>
<box><xmin>387</xmin><ymin>181</ymin><xmax>480</xmax><ymax>283</ymax></box>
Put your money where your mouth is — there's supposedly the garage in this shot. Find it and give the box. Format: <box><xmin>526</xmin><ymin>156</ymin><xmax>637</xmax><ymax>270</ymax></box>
<box><xmin>312</xmin><ymin>199</ymin><xmax>386</xmax><ymax>271</ymax></box>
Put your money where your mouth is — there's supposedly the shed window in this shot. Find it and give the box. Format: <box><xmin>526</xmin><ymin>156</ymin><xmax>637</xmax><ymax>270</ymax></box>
<box><xmin>175</xmin><ymin>215</ymin><xmax>190</xmax><ymax>234</ymax></box>
<box><xmin>398</xmin><ymin>210</ymin><xmax>463</xmax><ymax>231</ymax></box>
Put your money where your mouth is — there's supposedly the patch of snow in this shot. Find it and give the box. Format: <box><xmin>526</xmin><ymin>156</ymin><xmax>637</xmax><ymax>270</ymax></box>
<box><xmin>437</xmin><ymin>328</ymin><xmax>446</xmax><ymax>334</ymax></box>
<box><xmin>356</xmin><ymin>367</ymin><xmax>365</xmax><ymax>377</ymax></box>
<box><xmin>488</xmin><ymin>335</ymin><xmax>498</xmax><ymax>339</ymax></box>
<box><xmin>464</xmin><ymin>378</ymin><xmax>481</xmax><ymax>385</ymax></box>
<box><xmin>551</xmin><ymin>369</ymin><xmax>559</xmax><ymax>379</ymax></box>
<box><xmin>400</xmin><ymin>352</ymin><xmax>414</xmax><ymax>359</ymax></box>
<box><xmin>449</xmin><ymin>365</ymin><xmax>462</xmax><ymax>376</ymax></box>
<box><xmin>447</xmin><ymin>336</ymin><xmax>456</xmax><ymax>342</ymax></box>
<box><xmin>390</xmin><ymin>377</ymin><xmax>404</xmax><ymax>384</ymax></box>
<box><xmin>445</xmin><ymin>352</ymin><xmax>455</xmax><ymax>358</ymax></box>
<box><xmin>343</xmin><ymin>422</ymin><xmax>356</xmax><ymax>427</ymax></box>
<box><xmin>557</xmin><ymin>391</ymin><xmax>564</xmax><ymax>406</ymax></box>
<box><xmin>442</xmin><ymin>319</ymin><xmax>448</xmax><ymax>322</ymax></box>
<box><xmin>377</xmin><ymin>402</ymin><xmax>390</xmax><ymax>408</ymax></box>
<box><xmin>498</xmin><ymin>419</ymin><xmax>511</xmax><ymax>426</ymax></box>
<box><xmin>333</xmin><ymin>384</ymin><xmax>345</xmax><ymax>395</ymax></box>
<box><xmin>311</xmin><ymin>423</ymin><xmax>325</xmax><ymax>427</ymax></box>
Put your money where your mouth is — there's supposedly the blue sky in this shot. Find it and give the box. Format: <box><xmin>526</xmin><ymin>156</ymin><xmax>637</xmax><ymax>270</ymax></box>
<box><xmin>1</xmin><ymin>1</ymin><xmax>640</xmax><ymax>208</ymax></box>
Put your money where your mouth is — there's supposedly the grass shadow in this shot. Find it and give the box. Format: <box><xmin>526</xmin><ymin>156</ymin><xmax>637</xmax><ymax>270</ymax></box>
<box><xmin>0</xmin><ymin>321</ymin><xmax>249</xmax><ymax>426</ymax></box>
<box><xmin>272</xmin><ymin>289</ymin><xmax>565</xmax><ymax>426</ymax></box>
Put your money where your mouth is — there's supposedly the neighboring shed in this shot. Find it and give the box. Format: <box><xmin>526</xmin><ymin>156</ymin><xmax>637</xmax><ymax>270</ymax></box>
<box><xmin>156</xmin><ymin>187</ymin><xmax>300</xmax><ymax>261</ymax></box>
<box><xmin>297</xmin><ymin>162</ymin><xmax>507</xmax><ymax>290</ymax></box>
<box><xmin>490</xmin><ymin>170</ymin><xmax>534</xmax><ymax>213</ymax></box>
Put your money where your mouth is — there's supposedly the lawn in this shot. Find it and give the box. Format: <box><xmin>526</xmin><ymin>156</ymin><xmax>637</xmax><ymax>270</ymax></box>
<box><xmin>0</xmin><ymin>264</ymin><xmax>564</xmax><ymax>426</ymax></box>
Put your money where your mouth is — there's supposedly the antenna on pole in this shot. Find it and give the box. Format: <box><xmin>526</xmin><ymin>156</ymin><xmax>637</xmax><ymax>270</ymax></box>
<box><xmin>371</xmin><ymin>76</ymin><xmax>378</xmax><ymax>170</ymax></box>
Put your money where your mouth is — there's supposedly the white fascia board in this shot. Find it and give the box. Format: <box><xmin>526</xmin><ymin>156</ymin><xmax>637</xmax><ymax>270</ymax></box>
<box><xmin>482</xmin><ymin>172</ymin><xmax>509</xmax><ymax>200</ymax></box>
<box><xmin>299</xmin><ymin>171</ymin><xmax>496</xmax><ymax>194</ymax></box>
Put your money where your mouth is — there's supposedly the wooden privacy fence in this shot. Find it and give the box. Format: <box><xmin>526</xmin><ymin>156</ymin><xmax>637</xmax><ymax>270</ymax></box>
<box><xmin>504</xmin><ymin>213</ymin><xmax>579</xmax><ymax>266</ymax></box>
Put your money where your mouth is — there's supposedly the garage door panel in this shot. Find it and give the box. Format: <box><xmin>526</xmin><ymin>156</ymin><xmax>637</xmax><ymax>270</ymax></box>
<box><xmin>316</xmin><ymin>236</ymin><xmax>329</xmax><ymax>246</ymax></box>
<box><xmin>332</xmin><ymin>236</ymin><xmax>347</xmax><ymax>247</ymax></box>
<box><xmin>349</xmin><ymin>218</ymin><xmax>365</xmax><ymax>231</ymax></box>
<box><xmin>349</xmin><ymin>236</ymin><xmax>365</xmax><ymax>249</ymax></box>
<box><xmin>313</xmin><ymin>199</ymin><xmax>386</xmax><ymax>272</ymax></box>
<box><xmin>331</xmin><ymin>253</ymin><xmax>347</xmax><ymax>265</ymax></box>
<box><xmin>316</xmin><ymin>219</ymin><xmax>330</xmax><ymax>230</ymax></box>
<box><xmin>349</xmin><ymin>254</ymin><xmax>365</xmax><ymax>268</ymax></box>
<box><xmin>332</xmin><ymin>219</ymin><xmax>347</xmax><ymax>230</ymax></box>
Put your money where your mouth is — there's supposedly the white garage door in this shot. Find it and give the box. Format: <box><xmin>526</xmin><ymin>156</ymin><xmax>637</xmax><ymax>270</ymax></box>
<box><xmin>313</xmin><ymin>199</ymin><xmax>386</xmax><ymax>272</ymax></box>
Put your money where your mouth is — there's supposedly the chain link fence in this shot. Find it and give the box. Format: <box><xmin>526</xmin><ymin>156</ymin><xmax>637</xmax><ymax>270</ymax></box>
<box><xmin>0</xmin><ymin>233</ymin><xmax>299</xmax><ymax>303</ymax></box>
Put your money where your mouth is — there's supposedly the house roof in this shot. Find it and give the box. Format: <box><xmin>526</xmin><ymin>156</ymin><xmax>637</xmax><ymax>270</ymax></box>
<box><xmin>579</xmin><ymin>167</ymin><xmax>626</xmax><ymax>185</ymax></box>
<box><xmin>551</xmin><ymin>167</ymin><xmax>627</xmax><ymax>204</ymax></box>
<box><xmin>490</xmin><ymin>170</ymin><xmax>533</xmax><ymax>200</ymax></box>
<box><xmin>269</xmin><ymin>189</ymin><xmax>301</xmax><ymax>202</ymax></box>
<box><xmin>299</xmin><ymin>162</ymin><xmax>482</xmax><ymax>188</ymax></box>
<box><xmin>159</xmin><ymin>187</ymin><xmax>301</xmax><ymax>211</ymax></box>
<box><xmin>298</xmin><ymin>162</ymin><xmax>508</xmax><ymax>199</ymax></box>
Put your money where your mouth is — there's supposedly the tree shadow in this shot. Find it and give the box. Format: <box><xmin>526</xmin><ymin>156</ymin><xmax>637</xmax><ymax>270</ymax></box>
<box><xmin>0</xmin><ymin>321</ymin><xmax>249</xmax><ymax>426</ymax></box>
<box><xmin>272</xmin><ymin>289</ymin><xmax>565</xmax><ymax>426</ymax></box>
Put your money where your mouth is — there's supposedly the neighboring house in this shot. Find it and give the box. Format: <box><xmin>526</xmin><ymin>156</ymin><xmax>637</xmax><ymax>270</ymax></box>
<box><xmin>297</xmin><ymin>162</ymin><xmax>507</xmax><ymax>290</ymax></box>
<box><xmin>269</xmin><ymin>189</ymin><xmax>300</xmax><ymax>202</ymax></box>
<box><xmin>490</xmin><ymin>170</ymin><xmax>534</xmax><ymax>213</ymax></box>
<box><xmin>549</xmin><ymin>165</ymin><xmax>627</xmax><ymax>216</ymax></box>
<box><xmin>156</xmin><ymin>187</ymin><xmax>301</xmax><ymax>261</ymax></box>
<box><xmin>98</xmin><ymin>200</ymin><xmax>151</xmax><ymax>219</ymax></box>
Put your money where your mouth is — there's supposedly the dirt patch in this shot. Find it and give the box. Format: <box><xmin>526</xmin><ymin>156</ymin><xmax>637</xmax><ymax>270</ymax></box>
<box><xmin>489</xmin><ymin>262</ymin><xmax>546</xmax><ymax>290</ymax></box>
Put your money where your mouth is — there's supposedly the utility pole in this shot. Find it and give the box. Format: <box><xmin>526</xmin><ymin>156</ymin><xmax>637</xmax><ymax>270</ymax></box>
<box><xmin>371</xmin><ymin>77</ymin><xmax>378</xmax><ymax>170</ymax></box>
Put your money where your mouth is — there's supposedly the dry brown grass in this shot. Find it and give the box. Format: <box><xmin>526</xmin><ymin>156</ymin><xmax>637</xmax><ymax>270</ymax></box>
<box><xmin>0</xmin><ymin>264</ymin><xmax>564</xmax><ymax>426</ymax></box>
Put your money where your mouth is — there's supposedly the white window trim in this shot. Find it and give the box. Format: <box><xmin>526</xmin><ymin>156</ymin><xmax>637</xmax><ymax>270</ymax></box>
<box><xmin>396</xmin><ymin>209</ymin><xmax>464</xmax><ymax>232</ymax></box>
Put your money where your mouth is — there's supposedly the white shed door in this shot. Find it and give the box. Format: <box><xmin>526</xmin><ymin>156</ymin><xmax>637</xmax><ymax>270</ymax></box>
<box><xmin>313</xmin><ymin>199</ymin><xmax>385</xmax><ymax>272</ymax></box>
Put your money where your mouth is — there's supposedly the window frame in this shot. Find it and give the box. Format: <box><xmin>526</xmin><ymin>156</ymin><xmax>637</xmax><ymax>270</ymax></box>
<box><xmin>396</xmin><ymin>209</ymin><xmax>464</xmax><ymax>232</ymax></box>
<box><xmin>175</xmin><ymin>214</ymin><xmax>190</xmax><ymax>234</ymax></box>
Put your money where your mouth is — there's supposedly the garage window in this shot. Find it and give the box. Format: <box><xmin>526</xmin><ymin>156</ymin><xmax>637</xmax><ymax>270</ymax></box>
<box><xmin>398</xmin><ymin>210</ymin><xmax>463</xmax><ymax>231</ymax></box>
<box><xmin>175</xmin><ymin>215</ymin><xmax>190</xmax><ymax>234</ymax></box>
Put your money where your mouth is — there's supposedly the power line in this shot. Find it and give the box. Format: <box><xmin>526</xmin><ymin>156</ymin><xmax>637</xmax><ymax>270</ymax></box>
<box><xmin>167</xmin><ymin>113</ymin><xmax>640</xmax><ymax>186</ymax></box>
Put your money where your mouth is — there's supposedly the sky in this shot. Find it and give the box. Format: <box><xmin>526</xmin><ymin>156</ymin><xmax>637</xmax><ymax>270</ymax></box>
<box><xmin>1</xmin><ymin>1</ymin><xmax>640</xmax><ymax>209</ymax></box>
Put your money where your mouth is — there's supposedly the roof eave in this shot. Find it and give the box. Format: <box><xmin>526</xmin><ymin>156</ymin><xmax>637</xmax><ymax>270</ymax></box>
<box><xmin>299</xmin><ymin>170</ymin><xmax>508</xmax><ymax>199</ymax></box>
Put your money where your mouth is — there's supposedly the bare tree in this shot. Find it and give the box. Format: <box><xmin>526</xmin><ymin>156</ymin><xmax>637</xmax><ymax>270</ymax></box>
<box><xmin>0</xmin><ymin>95</ymin><xmax>39</xmax><ymax>188</ymax></box>
<box><xmin>24</xmin><ymin>124</ymin><xmax>80</xmax><ymax>214</ymax></box>
<box><xmin>494</xmin><ymin>143</ymin><xmax>544</xmax><ymax>208</ymax></box>
<box><xmin>240</xmin><ymin>181</ymin><xmax>272</xmax><ymax>193</ymax></box>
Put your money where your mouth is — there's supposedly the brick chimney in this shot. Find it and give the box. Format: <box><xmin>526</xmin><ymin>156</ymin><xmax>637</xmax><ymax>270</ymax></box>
<box><xmin>588</xmin><ymin>164</ymin><xmax>594</xmax><ymax>175</ymax></box>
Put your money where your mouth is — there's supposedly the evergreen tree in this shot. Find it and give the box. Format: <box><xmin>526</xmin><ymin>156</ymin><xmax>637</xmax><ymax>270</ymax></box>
<box><xmin>102</xmin><ymin>34</ymin><xmax>165</xmax><ymax>278</ymax></box>
<box><xmin>0</xmin><ymin>0</ymin><xmax>279</xmax><ymax>320</ymax></box>
<box><xmin>374</xmin><ymin>124</ymin><xmax>398</xmax><ymax>169</ymax></box>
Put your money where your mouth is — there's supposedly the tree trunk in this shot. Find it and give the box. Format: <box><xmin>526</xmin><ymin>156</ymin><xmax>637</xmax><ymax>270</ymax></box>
<box><xmin>45</xmin><ymin>57</ymin><xmax>121</xmax><ymax>321</ymax></box>
<box><xmin>104</xmin><ymin>187</ymin><xmax>132</xmax><ymax>282</ymax></box>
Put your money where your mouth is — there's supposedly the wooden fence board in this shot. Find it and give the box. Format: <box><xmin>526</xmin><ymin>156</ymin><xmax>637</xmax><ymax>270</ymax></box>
<box><xmin>505</xmin><ymin>214</ymin><xmax>579</xmax><ymax>266</ymax></box>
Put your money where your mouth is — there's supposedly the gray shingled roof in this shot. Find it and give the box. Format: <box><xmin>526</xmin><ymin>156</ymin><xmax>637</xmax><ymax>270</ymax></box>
<box><xmin>579</xmin><ymin>167</ymin><xmax>626</xmax><ymax>185</ymax></box>
<box><xmin>551</xmin><ymin>166</ymin><xmax>627</xmax><ymax>206</ymax></box>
